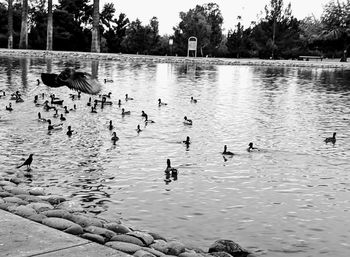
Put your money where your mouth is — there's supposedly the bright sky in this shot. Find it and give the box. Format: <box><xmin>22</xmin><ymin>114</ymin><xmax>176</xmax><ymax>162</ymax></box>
<box><xmin>99</xmin><ymin>0</ymin><xmax>332</xmax><ymax>35</ymax></box>
<box><xmin>52</xmin><ymin>0</ymin><xmax>334</xmax><ymax>35</ymax></box>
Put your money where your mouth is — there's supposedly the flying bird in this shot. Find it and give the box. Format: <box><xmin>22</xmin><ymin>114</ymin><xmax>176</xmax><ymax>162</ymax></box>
<box><xmin>41</xmin><ymin>68</ymin><xmax>102</xmax><ymax>95</ymax></box>
<box><xmin>17</xmin><ymin>154</ymin><xmax>34</xmax><ymax>169</ymax></box>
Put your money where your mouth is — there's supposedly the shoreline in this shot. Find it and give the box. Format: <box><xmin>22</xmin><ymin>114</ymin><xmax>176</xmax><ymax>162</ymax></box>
<box><xmin>1</xmin><ymin>48</ymin><xmax>350</xmax><ymax>69</ymax></box>
<box><xmin>0</xmin><ymin>175</ymin><xmax>257</xmax><ymax>257</ymax></box>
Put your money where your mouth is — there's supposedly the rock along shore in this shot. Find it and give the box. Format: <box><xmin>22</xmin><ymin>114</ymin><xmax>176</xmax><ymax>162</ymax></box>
<box><xmin>1</xmin><ymin>48</ymin><xmax>350</xmax><ymax>69</ymax></box>
<box><xmin>0</xmin><ymin>174</ymin><xmax>258</xmax><ymax>257</ymax></box>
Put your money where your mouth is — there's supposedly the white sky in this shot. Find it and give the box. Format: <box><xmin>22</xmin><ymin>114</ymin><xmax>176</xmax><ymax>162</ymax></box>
<box><xmin>54</xmin><ymin>0</ymin><xmax>334</xmax><ymax>35</ymax></box>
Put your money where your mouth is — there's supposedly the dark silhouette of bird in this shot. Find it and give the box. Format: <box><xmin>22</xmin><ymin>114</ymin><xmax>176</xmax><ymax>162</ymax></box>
<box><xmin>17</xmin><ymin>154</ymin><xmax>34</xmax><ymax>169</ymax></box>
<box><xmin>222</xmin><ymin>145</ymin><xmax>234</xmax><ymax>156</ymax></box>
<box><xmin>41</xmin><ymin>68</ymin><xmax>102</xmax><ymax>95</ymax></box>
<box><xmin>324</xmin><ymin>132</ymin><xmax>336</xmax><ymax>144</ymax></box>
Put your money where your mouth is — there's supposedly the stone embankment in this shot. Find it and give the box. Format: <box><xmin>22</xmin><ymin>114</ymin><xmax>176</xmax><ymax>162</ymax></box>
<box><xmin>1</xmin><ymin>48</ymin><xmax>350</xmax><ymax>69</ymax></box>
<box><xmin>0</xmin><ymin>175</ymin><xmax>257</xmax><ymax>257</ymax></box>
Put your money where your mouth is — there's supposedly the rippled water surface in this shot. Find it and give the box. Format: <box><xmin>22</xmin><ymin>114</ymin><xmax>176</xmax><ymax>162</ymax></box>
<box><xmin>0</xmin><ymin>56</ymin><xmax>350</xmax><ymax>256</ymax></box>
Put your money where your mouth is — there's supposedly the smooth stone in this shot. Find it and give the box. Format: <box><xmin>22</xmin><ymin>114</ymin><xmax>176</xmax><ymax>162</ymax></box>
<box><xmin>6</xmin><ymin>186</ymin><xmax>29</xmax><ymax>195</ymax></box>
<box><xmin>209</xmin><ymin>251</ymin><xmax>234</xmax><ymax>257</ymax></box>
<box><xmin>0</xmin><ymin>191</ymin><xmax>13</xmax><ymax>197</ymax></box>
<box><xmin>29</xmin><ymin>187</ymin><xmax>46</xmax><ymax>196</ymax></box>
<box><xmin>148</xmin><ymin>232</ymin><xmax>167</xmax><ymax>241</ymax></box>
<box><xmin>57</xmin><ymin>200</ymin><xmax>85</xmax><ymax>212</ymax></box>
<box><xmin>9</xmin><ymin>177</ymin><xmax>23</xmax><ymax>185</ymax></box>
<box><xmin>39</xmin><ymin>195</ymin><xmax>66</xmax><ymax>205</ymax></box>
<box><xmin>166</xmin><ymin>241</ymin><xmax>186</xmax><ymax>256</ymax></box>
<box><xmin>110</xmin><ymin>234</ymin><xmax>145</xmax><ymax>246</ymax></box>
<box><xmin>85</xmin><ymin>225</ymin><xmax>117</xmax><ymax>240</ymax></box>
<box><xmin>13</xmin><ymin>205</ymin><xmax>37</xmax><ymax>218</ymax></box>
<box><xmin>64</xmin><ymin>224</ymin><xmax>85</xmax><ymax>235</ymax></box>
<box><xmin>127</xmin><ymin>231</ymin><xmax>154</xmax><ymax>246</ymax></box>
<box><xmin>42</xmin><ymin>217</ymin><xmax>83</xmax><ymax>235</ymax></box>
<box><xmin>179</xmin><ymin>252</ymin><xmax>205</xmax><ymax>257</ymax></box>
<box><xmin>81</xmin><ymin>233</ymin><xmax>105</xmax><ymax>244</ymax></box>
<box><xmin>16</xmin><ymin>194</ymin><xmax>43</xmax><ymax>203</ymax></box>
<box><xmin>141</xmin><ymin>247</ymin><xmax>166</xmax><ymax>257</ymax></box>
<box><xmin>105</xmin><ymin>222</ymin><xmax>131</xmax><ymax>234</ymax></box>
<box><xmin>0</xmin><ymin>180</ymin><xmax>17</xmax><ymax>187</ymax></box>
<box><xmin>3</xmin><ymin>196</ymin><xmax>29</xmax><ymax>205</ymax></box>
<box><xmin>150</xmin><ymin>240</ymin><xmax>168</xmax><ymax>253</ymax></box>
<box><xmin>68</xmin><ymin>214</ymin><xmax>104</xmax><ymax>228</ymax></box>
<box><xmin>28</xmin><ymin>202</ymin><xmax>54</xmax><ymax>212</ymax></box>
<box><xmin>41</xmin><ymin>209</ymin><xmax>74</xmax><ymax>219</ymax></box>
<box><xmin>134</xmin><ymin>249</ymin><xmax>156</xmax><ymax>257</ymax></box>
<box><xmin>105</xmin><ymin>241</ymin><xmax>142</xmax><ymax>254</ymax></box>
<box><xmin>28</xmin><ymin>213</ymin><xmax>47</xmax><ymax>223</ymax></box>
<box><xmin>208</xmin><ymin>240</ymin><xmax>250</xmax><ymax>257</ymax></box>
<box><xmin>0</xmin><ymin>202</ymin><xmax>13</xmax><ymax>210</ymax></box>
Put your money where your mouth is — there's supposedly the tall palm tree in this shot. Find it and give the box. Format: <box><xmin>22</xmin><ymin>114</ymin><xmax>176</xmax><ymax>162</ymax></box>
<box><xmin>46</xmin><ymin>0</ymin><xmax>53</xmax><ymax>50</ymax></box>
<box><xmin>91</xmin><ymin>0</ymin><xmax>100</xmax><ymax>52</ymax></box>
<box><xmin>19</xmin><ymin>0</ymin><xmax>28</xmax><ymax>49</ymax></box>
<box><xmin>7</xmin><ymin>0</ymin><xmax>13</xmax><ymax>49</ymax></box>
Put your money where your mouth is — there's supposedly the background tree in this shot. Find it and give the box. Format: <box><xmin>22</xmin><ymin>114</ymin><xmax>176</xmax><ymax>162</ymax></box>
<box><xmin>8</xmin><ymin>0</ymin><xmax>13</xmax><ymax>48</ymax></box>
<box><xmin>19</xmin><ymin>0</ymin><xmax>28</xmax><ymax>49</ymax></box>
<box><xmin>46</xmin><ymin>0</ymin><xmax>52</xmax><ymax>50</ymax></box>
<box><xmin>91</xmin><ymin>0</ymin><xmax>100</xmax><ymax>52</ymax></box>
<box><xmin>173</xmin><ymin>3</ymin><xmax>223</xmax><ymax>56</ymax></box>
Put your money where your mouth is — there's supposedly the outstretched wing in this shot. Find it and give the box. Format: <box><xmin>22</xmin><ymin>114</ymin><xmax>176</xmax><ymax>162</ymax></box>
<box><xmin>41</xmin><ymin>73</ymin><xmax>61</xmax><ymax>87</ymax></box>
<box><xmin>57</xmin><ymin>68</ymin><xmax>102</xmax><ymax>95</ymax></box>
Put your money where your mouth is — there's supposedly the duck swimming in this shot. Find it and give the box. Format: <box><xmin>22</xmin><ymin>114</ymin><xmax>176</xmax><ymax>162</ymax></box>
<box><xmin>183</xmin><ymin>136</ymin><xmax>191</xmax><ymax>146</ymax></box>
<box><xmin>247</xmin><ymin>142</ymin><xmax>259</xmax><ymax>152</ymax></box>
<box><xmin>87</xmin><ymin>97</ymin><xmax>92</xmax><ymax>106</ymax></box>
<box><xmin>222</xmin><ymin>145</ymin><xmax>234</xmax><ymax>156</ymax></box>
<box><xmin>136</xmin><ymin>125</ymin><xmax>142</xmax><ymax>133</ymax></box>
<box><xmin>64</xmin><ymin>106</ymin><xmax>69</xmax><ymax>114</ymax></box>
<box><xmin>108</xmin><ymin>120</ymin><xmax>114</xmax><ymax>130</ymax></box>
<box><xmin>190</xmin><ymin>97</ymin><xmax>198</xmax><ymax>103</ymax></box>
<box><xmin>37</xmin><ymin>112</ymin><xmax>47</xmax><ymax>122</ymax></box>
<box><xmin>324</xmin><ymin>132</ymin><xmax>336</xmax><ymax>144</ymax></box>
<box><xmin>158</xmin><ymin>98</ymin><xmax>167</xmax><ymax>106</ymax></box>
<box><xmin>141</xmin><ymin>111</ymin><xmax>147</xmax><ymax>118</ymax></box>
<box><xmin>47</xmin><ymin>119</ymin><xmax>63</xmax><ymax>130</ymax></box>
<box><xmin>91</xmin><ymin>106</ymin><xmax>97</xmax><ymax>113</ymax></box>
<box><xmin>144</xmin><ymin>114</ymin><xmax>155</xmax><ymax>124</ymax></box>
<box><xmin>43</xmin><ymin>101</ymin><xmax>56</xmax><ymax>111</ymax></box>
<box><xmin>60</xmin><ymin>114</ymin><xmax>66</xmax><ymax>121</ymax></box>
<box><xmin>50</xmin><ymin>95</ymin><xmax>64</xmax><ymax>105</ymax></box>
<box><xmin>111</xmin><ymin>132</ymin><xmax>119</xmax><ymax>141</ymax></box>
<box><xmin>125</xmin><ymin>94</ymin><xmax>134</xmax><ymax>101</ymax></box>
<box><xmin>6</xmin><ymin>103</ymin><xmax>13</xmax><ymax>111</ymax></box>
<box><xmin>104</xmin><ymin>79</ymin><xmax>113</xmax><ymax>83</ymax></box>
<box><xmin>121</xmin><ymin>108</ymin><xmax>131</xmax><ymax>116</ymax></box>
<box><xmin>118</xmin><ymin>99</ymin><xmax>122</xmax><ymax>107</ymax></box>
<box><xmin>41</xmin><ymin>68</ymin><xmax>102</xmax><ymax>95</ymax></box>
<box><xmin>102</xmin><ymin>97</ymin><xmax>112</xmax><ymax>105</ymax></box>
<box><xmin>66</xmin><ymin>126</ymin><xmax>73</xmax><ymax>136</ymax></box>
<box><xmin>102</xmin><ymin>92</ymin><xmax>112</xmax><ymax>98</ymax></box>
<box><xmin>183</xmin><ymin>116</ymin><xmax>193</xmax><ymax>125</ymax></box>
<box><xmin>165</xmin><ymin>159</ymin><xmax>178</xmax><ymax>177</ymax></box>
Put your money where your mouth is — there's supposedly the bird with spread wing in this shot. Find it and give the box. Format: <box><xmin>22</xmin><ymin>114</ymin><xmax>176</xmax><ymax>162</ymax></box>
<box><xmin>41</xmin><ymin>68</ymin><xmax>102</xmax><ymax>95</ymax></box>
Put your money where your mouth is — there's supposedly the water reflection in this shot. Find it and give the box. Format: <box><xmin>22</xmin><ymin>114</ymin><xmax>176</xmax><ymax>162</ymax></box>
<box><xmin>0</xmin><ymin>56</ymin><xmax>350</xmax><ymax>257</ymax></box>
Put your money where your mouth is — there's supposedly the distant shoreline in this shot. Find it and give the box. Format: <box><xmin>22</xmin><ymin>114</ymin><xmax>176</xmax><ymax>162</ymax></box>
<box><xmin>1</xmin><ymin>48</ymin><xmax>350</xmax><ymax>69</ymax></box>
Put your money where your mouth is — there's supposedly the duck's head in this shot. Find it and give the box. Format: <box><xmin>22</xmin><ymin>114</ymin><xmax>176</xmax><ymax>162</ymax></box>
<box><xmin>158</xmin><ymin>98</ymin><xmax>161</xmax><ymax>102</ymax></box>
<box><xmin>122</xmin><ymin>108</ymin><xmax>125</xmax><ymax>112</ymax></box>
<box><xmin>38</xmin><ymin>112</ymin><xmax>41</xmax><ymax>118</ymax></box>
<box><xmin>249</xmin><ymin>142</ymin><xmax>253</xmax><ymax>148</ymax></box>
<box><xmin>167</xmin><ymin>159</ymin><xmax>171</xmax><ymax>168</ymax></box>
<box><xmin>64</xmin><ymin>106</ymin><xmax>68</xmax><ymax>110</ymax></box>
<box><xmin>144</xmin><ymin>114</ymin><xmax>148</xmax><ymax>120</ymax></box>
<box><xmin>47</xmin><ymin>119</ymin><xmax>52</xmax><ymax>124</ymax></box>
<box><xmin>184</xmin><ymin>116</ymin><xmax>187</xmax><ymax>120</ymax></box>
<box><xmin>333</xmin><ymin>132</ymin><xmax>337</xmax><ymax>137</ymax></box>
<box><xmin>186</xmin><ymin>136</ymin><xmax>190</xmax><ymax>143</ymax></box>
<box><xmin>110</xmin><ymin>120</ymin><xmax>113</xmax><ymax>125</ymax></box>
<box><xmin>224</xmin><ymin>145</ymin><xmax>227</xmax><ymax>151</ymax></box>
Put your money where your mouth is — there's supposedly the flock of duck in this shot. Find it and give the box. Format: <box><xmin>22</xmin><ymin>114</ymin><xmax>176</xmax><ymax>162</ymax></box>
<box><xmin>0</xmin><ymin>67</ymin><xmax>337</xmax><ymax>184</ymax></box>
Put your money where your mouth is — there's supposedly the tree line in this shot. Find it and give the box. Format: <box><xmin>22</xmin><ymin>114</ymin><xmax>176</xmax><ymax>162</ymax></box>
<box><xmin>0</xmin><ymin>0</ymin><xmax>349</xmax><ymax>59</ymax></box>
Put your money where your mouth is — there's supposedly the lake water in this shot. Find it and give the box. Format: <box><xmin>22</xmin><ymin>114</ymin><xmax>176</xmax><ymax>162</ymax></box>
<box><xmin>0</xmin><ymin>56</ymin><xmax>349</xmax><ymax>256</ymax></box>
